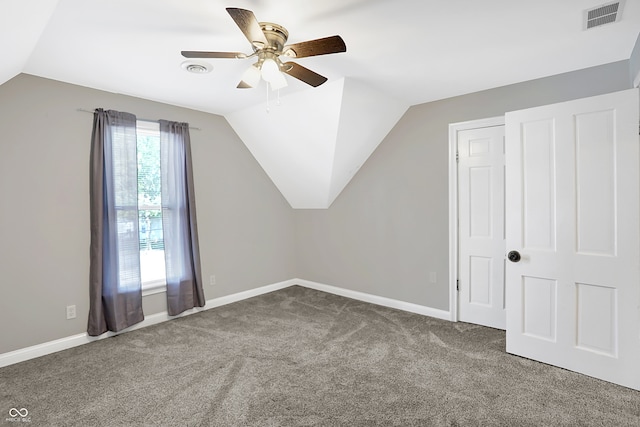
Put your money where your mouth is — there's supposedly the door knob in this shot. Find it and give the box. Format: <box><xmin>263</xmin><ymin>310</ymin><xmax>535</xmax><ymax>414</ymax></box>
<box><xmin>507</xmin><ymin>250</ymin><xmax>521</xmax><ymax>263</ymax></box>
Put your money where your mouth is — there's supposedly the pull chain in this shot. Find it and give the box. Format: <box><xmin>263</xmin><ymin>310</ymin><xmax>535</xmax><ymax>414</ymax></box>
<box><xmin>266</xmin><ymin>82</ymin><xmax>270</xmax><ymax>113</ymax></box>
<box><xmin>265</xmin><ymin>83</ymin><xmax>282</xmax><ymax>113</ymax></box>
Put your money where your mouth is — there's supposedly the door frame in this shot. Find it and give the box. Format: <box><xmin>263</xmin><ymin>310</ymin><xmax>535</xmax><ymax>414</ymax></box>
<box><xmin>448</xmin><ymin>116</ymin><xmax>505</xmax><ymax>322</ymax></box>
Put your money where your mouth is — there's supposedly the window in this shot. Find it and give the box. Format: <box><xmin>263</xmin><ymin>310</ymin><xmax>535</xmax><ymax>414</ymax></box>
<box><xmin>89</xmin><ymin>109</ymin><xmax>204</xmax><ymax>335</ymax></box>
<box><xmin>136</xmin><ymin>120</ymin><xmax>166</xmax><ymax>290</ymax></box>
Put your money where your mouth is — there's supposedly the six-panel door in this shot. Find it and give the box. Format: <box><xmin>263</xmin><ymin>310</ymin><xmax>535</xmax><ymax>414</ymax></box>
<box><xmin>504</xmin><ymin>88</ymin><xmax>640</xmax><ymax>390</ymax></box>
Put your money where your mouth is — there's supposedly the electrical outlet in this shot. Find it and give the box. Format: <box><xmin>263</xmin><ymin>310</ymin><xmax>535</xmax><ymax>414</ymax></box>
<box><xmin>209</xmin><ymin>275</ymin><xmax>216</xmax><ymax>286</ymax></box>
<box><xmin>66</xmin><ymin>305</ymin><xmax>76</xmax><ymax>320</ymax></box>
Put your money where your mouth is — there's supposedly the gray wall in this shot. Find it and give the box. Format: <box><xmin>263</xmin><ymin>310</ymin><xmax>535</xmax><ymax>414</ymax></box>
<box><xmin>0</xmin><ymin>60</ymin><xmax>634</xmax><ymax>355</ymax></box>
<box><xmin>630</xmin><ymin>32</ymin><xmax>640</xmax><ymax>87</ymax></box>
<box><xmin>0</xmin><ymin>74</ymin><xmax>296</xmax><ymax>354</ymax></box>
<box><xmin>295</xmin><ymin>60</ymin><xmax>632</xmax><ymax>311</ymax></box>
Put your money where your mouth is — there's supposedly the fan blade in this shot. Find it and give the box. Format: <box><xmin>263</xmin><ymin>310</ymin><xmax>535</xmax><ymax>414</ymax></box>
<box><xmin>226</xmin><ymin>8</ymin><xmax>268</xmax><ymax>49</ymax></box>
<box><xmin>283</xmin><ymin>35</ymin><xmax>346</xmax><ymax>58</ymax></box>
<box><xmin>282</xmin><ymin>62</ymin><xmax>328</xmax><ymax>87</ymax></box>
<box><xmin>182</xmin><ymin>51</ymin><xmax>245</xmax><ymax>59</ymax></box>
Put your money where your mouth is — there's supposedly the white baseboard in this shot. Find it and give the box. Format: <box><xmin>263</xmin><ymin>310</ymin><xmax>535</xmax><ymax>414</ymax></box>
<box><xmin>0</xmin><ymin>278</ymin><xmax>450</xmax><ymax>368</ymax></box>
<box><xmin>294</xmin><ymin>279</ymin><xmax>451</xmax><ymax>321</ymax></box>
<box><xmin>0</xmin><ymin>333</ymin><xmax>94</xmax><ymax>369</ymax></box>
<box><xmin>0</xmin><ymin>279</ymin><xmax>295</xmax><ymax>368</ymax></box>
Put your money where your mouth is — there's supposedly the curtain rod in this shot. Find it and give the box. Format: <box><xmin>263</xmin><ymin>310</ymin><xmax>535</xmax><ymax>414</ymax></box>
<box><xmin>76</xmin><ymin>108</ymin><xmax>201</xmax><ymax>131</ymax></box>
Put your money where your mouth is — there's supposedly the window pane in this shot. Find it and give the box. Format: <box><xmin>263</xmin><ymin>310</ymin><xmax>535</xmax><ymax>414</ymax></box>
<box><xmin>137</xmin><ymin>121</ymin><xmax>166</xmax><ymax>286</ymax></box>
<box><xmin>137</xmin><ymin>131</ymin><xmax>161</xmax><ymax>208</ymax></box>
<box><xmin>111</xmin><ymin>125</ymin><xmax>140</xmax><ymax>292</ymax></box>
<box><xmin>117</xmin><ymin>207</ymin><xmax>141</xmax><ymax>291</ymax></box>
<box><xmin>139</xmin><ymin>209</ymin><xmax>163</xmax><ymax>251</ymax></box>
<box><xmin>139</xmin><ymin>209</ymin><xmax>166</xmax><ymax>283</ymax></box>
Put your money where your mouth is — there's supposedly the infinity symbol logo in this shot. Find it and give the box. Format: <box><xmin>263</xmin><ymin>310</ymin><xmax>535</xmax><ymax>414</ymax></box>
<box><xmin>8</xmin><ymin>408</ymin><xmax>28</xmax><ymax>417</ymax></box>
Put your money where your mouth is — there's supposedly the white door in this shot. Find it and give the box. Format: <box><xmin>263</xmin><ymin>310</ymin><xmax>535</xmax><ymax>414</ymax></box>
<box><xmin>505</xmin><ymin>88</ymin><xmax>640</xmax><ymax>390</ymax></box>
<box><xmin>458</xmin><ymin>125</ymin><xmax>506</xmax><ymax>329</ymax></box>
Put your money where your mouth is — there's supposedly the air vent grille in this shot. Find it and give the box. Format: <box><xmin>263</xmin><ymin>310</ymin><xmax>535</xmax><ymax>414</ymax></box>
<box><xmin>585</xmin><ymin>1</ymin><xmax>624</xmax><ymax>29</ymax></box>
<box><xmin>587</xmin><ymin>3</ymin><xmax>619</xmax><ymax>20</ymax></box>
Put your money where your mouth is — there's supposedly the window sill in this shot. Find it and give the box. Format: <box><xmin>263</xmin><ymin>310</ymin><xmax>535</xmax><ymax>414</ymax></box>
<box><xmin>142</xmin><ymin>280</ymin><xmax>166</xmax><ymax>297</ymax></box>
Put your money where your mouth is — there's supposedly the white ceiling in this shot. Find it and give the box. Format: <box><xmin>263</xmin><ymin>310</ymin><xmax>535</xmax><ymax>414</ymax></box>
<box><xmin>2</xmin><ymin>0</ymin><xmax>640</xmax><ymax>207</ymax></box>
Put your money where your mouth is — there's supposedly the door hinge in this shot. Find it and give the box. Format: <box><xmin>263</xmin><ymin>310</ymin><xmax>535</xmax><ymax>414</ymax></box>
<box><xmin>456</xmin><ymin>279</ymin><xmax>460</xmax><ymax>291</ymax></box>
<box><xmin>456</xmin><ymin>151</ymin><xmax>459</xmax><ymax>162</ymax></box>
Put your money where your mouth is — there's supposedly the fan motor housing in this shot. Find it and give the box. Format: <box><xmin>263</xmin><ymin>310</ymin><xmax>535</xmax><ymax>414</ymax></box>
<box><xmin>259</xmin><ymin>22</ymin><xmax>289</xmax><ymax>53</ymax></box>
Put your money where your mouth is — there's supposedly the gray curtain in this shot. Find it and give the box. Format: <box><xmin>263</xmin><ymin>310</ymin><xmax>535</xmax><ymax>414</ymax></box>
<box><xmin>88</xmin><ymin>109</ymin><xmax>144</xmax><ymax>336</ymax></box>
<box><xmin>159</xmin><ymin>120</ymin><xmax>205</xmax><ymax>316</ymax></box>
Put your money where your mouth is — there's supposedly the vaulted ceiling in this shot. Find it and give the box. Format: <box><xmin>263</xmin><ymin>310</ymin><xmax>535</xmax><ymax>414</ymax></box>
<box><xmin>2</xmin><ymin>0</ymin><xmax>639</xmax><ymax>207</ymax></box>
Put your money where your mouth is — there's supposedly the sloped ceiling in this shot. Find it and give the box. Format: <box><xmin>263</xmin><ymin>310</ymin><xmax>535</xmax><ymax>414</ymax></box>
<box><xmin>0</xmin><ymin>0</ymin><xmax>60</xmax><ymax>85</ymax></box>
<box><xmin>226</xmin><ymin>78</ymin><xmax>407</xmax><ymax>208</ymax></box>
<box><xmin>2</xmin><ymin>1</ymin><xmax>640</xmax><ymax>207</ymax></box>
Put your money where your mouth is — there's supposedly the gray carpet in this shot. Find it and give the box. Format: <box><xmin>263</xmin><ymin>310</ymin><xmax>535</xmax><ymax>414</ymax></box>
<box><xmin>1</xmin><ymin>285</ymin><xmax>639</xmax><ymax>426</ymax></box>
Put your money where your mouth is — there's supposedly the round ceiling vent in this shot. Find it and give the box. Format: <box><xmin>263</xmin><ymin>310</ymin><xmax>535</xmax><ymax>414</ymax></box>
<box><xmin>181</xmin><ymin>61</ymin><xmax>212</xmax><ymax>74</ymax></box>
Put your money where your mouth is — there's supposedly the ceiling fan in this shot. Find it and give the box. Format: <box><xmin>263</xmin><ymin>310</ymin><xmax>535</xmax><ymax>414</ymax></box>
<box><xmin>181</xmin><ymin>8</ymin><xmax>346</xmax><ymax>90</ymax></box>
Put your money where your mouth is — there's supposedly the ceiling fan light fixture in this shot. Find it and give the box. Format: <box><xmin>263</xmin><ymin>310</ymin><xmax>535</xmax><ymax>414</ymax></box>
<box><xmin>180</xmin><ymin>8</ymin><xmax>344</xmax><ymax>89</ymax></box>
<box><xmin>260</xmin><ymin>58</ymin><xmax>281</xmax><ymax>82</ymax></box>
<box><xmin>268</xmin><ymin>72</ymin><xmax>288</xmax><ymax>90</ymax></box>
<box><xmin>241</xmin><ymin>64</ymin><xmax>261</xmax><ymax>87</ymax></box>
<box><xmin>261</xmin><ymin>58</ymin><xmax>288</xmax><ymax>90</ymax></box>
